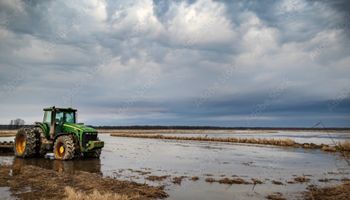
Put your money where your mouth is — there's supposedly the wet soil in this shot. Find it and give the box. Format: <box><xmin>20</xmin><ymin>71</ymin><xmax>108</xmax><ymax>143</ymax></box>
<box><xmin>304</xmin><ymin>180</ymin><xmax>350</xmax><ymax>200</ymax></box>
<box><xmin>0</xmin><ymin>162</ymin><xmax>167</xmax><ymax>200</ymax></box>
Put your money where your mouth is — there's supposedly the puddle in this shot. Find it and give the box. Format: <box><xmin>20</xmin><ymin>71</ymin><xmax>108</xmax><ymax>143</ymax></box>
<box><xmin>0</xmin><ymin>187</ymin><xmax>13</xmax><ymax>200</ymax></box>
<box><xmin>1</xmin><ymin>134</ymin><xmax>349</xmax><ymax>199</ymax></box>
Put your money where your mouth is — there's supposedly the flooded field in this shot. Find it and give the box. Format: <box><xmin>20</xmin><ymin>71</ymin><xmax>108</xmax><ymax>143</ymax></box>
<box><xmin>1</xmin><ymin>132</ymin><xmax>350</xmax><ymax>199</ymax></box>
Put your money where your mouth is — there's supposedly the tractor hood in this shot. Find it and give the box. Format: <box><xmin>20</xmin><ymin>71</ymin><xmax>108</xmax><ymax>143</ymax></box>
<box><xmin>63</xmin><ymin>123</ymin><xmax>97</xmax><ymax>133</ymax></box>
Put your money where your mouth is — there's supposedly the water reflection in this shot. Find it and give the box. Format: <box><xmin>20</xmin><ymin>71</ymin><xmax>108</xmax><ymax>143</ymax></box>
<box><xmin>12</xmin><ymin>157</ymin><xmax>102</xmax><ymax>175</ymax></box>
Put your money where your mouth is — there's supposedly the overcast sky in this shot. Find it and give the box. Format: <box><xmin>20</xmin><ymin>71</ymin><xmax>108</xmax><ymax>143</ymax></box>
<box><xmin>0</xmin><ymin>0</ymin><xmax>349</xmax><ymax>127</ymax></box>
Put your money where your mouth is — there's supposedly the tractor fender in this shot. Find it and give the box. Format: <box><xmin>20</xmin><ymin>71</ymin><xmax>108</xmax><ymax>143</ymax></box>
<box><xmin>54</xmin><ymin>133</ymin><xmax>76</xmax><ymax>141</ymax></box>
<box><xmin>53</xmin><ymin>133</ymin><xmax>80</xmax><ymax>147</ymax></box>
<box><xmin>34</xmin><ymin>122</ymin><xmax>49</xmax><ymax>138</ymax></box>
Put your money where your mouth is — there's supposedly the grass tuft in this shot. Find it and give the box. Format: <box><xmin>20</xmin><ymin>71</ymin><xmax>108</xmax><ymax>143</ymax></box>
<box><xmin>64</xmin><ymin>186</ymin><xmax>131</xmax><ymax>200</ymax></box>
<box><xmin>338</xmin><ymin>140</ymin><xmax>350</xmax><ymax>151</ymax></box>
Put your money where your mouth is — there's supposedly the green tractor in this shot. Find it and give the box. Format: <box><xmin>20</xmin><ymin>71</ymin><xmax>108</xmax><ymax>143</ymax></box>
<box><xmin>14</xmin><ymin>107</ymin><xmax>104</xmax><ymax>160</ymax></box>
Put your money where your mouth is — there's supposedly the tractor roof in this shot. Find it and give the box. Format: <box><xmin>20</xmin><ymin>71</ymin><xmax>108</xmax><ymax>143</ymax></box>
<box><xmin>43</xmin><ymin>106</ymin><xmax>77</xmax><ymax>112</ymax></box>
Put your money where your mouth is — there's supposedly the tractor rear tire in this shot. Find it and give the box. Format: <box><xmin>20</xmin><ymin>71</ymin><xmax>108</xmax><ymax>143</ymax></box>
<box><xmin>83</xmin><ymin>148</ymin><xmax>101</xmax><ymax>159</ymax></box>
<box><xmin>54</xmin><ymin>135</ymin><xmax>75</xmax><ymax>160</ymax></box>
<box><xmin>33</xmin><ymin>127</ymin><xmax>49</xmax><ymax>157</ymax></box>
<box><xmin>14</xmin><ymin>128</ymin><xmax>39</xmax><ymax>158</ymax></box>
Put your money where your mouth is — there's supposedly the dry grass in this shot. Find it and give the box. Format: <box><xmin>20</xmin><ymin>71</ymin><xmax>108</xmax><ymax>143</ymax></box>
<box><xmin>205</xmin><ymin>177</ymin><xmax>216</xmax><ymax>183</ymax></box>
<box><xmin>146</xmin><ymin>175</ymin><xmax>169</xmax><ymax>182</ymax></box>
<box><xmin>321</xmin><ymin>146</ymin><xmax>337</xmax><ymax>152</ymax></box>
<box><xmin>204</xmin><ymin>177</ymin><xmax>251</xmax><ymax>185</ymax></box>
<box><xmin>110</xmin><ymin>133</ymin><xmax>297</xmax><ymax>147</ymax></box>
<box><xmin>217</xmin><ymin>177</ymin><xmax>250</xmax><ymax>185</ymax></box>
<box><xmin>251</xmin><ymin>178</ymin><xmax>263</xmax><ymax>184</ymax></box>
<box><xmin>294</xmin><ymin>176</ymin><xmax>310</xmax><ymax>183</ymax></box>
<box><xmin>304</xmin><ymin>181</ymin><xmax>350</xmax><ymax>200</ymax></box>
<box><xmin>338</xmin><ymin>140</ymin><xmax>350</xmax><ymax>152</ymax></box>
<box><xmin>172</xmin><ymin>176</ymin><xmax>187</xmax><ymax>185</ymax></box>
<box><xmin>64</xmin><ymin>187</ymin><xmax>131</xmax><ymax>200</ymax></box>
<box><xmin>0</xmin><ymin>130</ymin><xmax>16</xmax><ymax>137</ymax></box>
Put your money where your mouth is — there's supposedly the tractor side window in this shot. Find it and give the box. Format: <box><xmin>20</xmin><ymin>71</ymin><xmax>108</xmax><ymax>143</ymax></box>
<box><xmin>65</xmin><ymin>112</ymin><xmax>75</xmax><ymax>123</ymax></box>
<box><xmin>43</xmin><ymin>111</ymin><xmax>52</xmax><ymax>123</ymax></box>
<box><xmin>55</xmin><ymin>112</ymin><xmax>64</xmax><ymax>123</ymax></box>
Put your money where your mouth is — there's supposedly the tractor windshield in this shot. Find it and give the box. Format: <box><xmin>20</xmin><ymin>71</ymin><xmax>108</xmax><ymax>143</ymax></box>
<box><xmin>56</xmin><ymin>111</ymin><xmax>75</xmax><ymax>123</ymax></box>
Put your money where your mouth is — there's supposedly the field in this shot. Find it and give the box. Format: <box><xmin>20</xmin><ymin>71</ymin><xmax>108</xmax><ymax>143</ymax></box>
<box><xmin>1</xmin><ymin>129</ymin><xmax>350</xmax><ymax>200</ymax></box>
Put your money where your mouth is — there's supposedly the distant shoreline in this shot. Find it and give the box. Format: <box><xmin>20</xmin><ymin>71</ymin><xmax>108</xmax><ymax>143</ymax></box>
<box><xmin>0</xmin><ymin>125</ymin><xmax>349</xmax><ymax>131</ymax></box>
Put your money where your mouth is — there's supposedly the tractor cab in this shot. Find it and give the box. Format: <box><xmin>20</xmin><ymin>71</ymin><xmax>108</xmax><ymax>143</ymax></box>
<box><xmin>43</xmin><ymin>107</ymin><xmax>77</xmax><ymax>139</ymax></box>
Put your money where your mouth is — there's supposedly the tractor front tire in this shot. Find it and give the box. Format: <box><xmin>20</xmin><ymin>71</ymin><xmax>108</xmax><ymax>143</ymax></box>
<box><xmin>14</xmin><ymin>128</ymin><xmax>39</xmax><ymax>158</ymax></box>
<box><xmin>54</xmin><ymin>135</ymin><xmax>75</xmax><ymax>160</ymax></box>
<box><xmin>83</xmin><ymin>148</ymin><xmax>101</xmax><ymax>159</ymax></box>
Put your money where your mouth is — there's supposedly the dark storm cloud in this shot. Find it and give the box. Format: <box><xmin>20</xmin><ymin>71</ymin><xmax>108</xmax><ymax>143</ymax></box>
<box><xmin>0</xmin><ymin>0</ymin><xmax>349</xmax><ymax>127</ymax></box>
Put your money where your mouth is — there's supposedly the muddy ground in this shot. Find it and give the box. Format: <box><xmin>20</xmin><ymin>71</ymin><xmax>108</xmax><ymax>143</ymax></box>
<box><xmin>0</xmin><ymin>163</ymin><xmax>167</xmax><ymax>200</ymax></box>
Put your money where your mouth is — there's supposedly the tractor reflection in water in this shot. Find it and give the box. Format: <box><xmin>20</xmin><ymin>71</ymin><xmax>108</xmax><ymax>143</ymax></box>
<box><xmin>12</xmin><ymin>157</ymin><xmax>102</xmax><ymax>175</ymax></box>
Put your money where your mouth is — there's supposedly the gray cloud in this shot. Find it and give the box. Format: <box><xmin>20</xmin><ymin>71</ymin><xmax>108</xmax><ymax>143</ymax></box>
<box><xmin>0</xmin><ymin>0</ymin><xmax>349</xmax><ymax>127</ymax></box>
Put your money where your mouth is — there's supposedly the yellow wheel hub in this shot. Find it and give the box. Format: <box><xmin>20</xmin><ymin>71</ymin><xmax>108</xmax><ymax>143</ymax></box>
<box><xmin>55</xmin><ymin>142</ymin><xmax>65</xmax><ymax>159</ymax></box>
<box><xmin>59</xmin><ymin>146</ymin><xmax>65</xmax><ymax>154</ymax></box>
<box><xmin>16</xmin><ymin>136</ymin><xmax>26</xmax><ymax>155</ymax></box>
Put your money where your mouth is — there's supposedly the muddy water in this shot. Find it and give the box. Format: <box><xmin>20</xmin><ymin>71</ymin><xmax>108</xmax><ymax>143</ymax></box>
<box><xmin>1</xmin><ymin>134</ymin><xmax>350</xmax><ymax>200</ymax></box>
<box><xmin>153</xmin><ymin>130</ymin><xmax>350</xmax><ymax>145</ymax></box>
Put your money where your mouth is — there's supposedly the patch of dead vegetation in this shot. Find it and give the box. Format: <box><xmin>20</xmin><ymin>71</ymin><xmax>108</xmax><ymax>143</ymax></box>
<box><xmin>304</xmin><ymin>181</ymin><xmax>350</xmax><ymax>200</ymax></box>
<box><xmin>251</xmin><ymin>178</ymin><xmax>263</xmax><ymax>184</ymax></box>
<box><xmin>271</xmin><ymin>180</ymin><xmax>284</xmax><ymax>185</ymax></box>
<box><xmin>145</xmin><ymin>175</ymin><xmax>169</xmax><ymax>182</ymax></box>
<box><xmin>318</xmin><ymin>178</ymin><xmax>339</xmax><ymax>183</ymax></box>
<box><xmin>205</xmin><ymin>177</ymin><xmax>216</xmax><ymax>183</ymax></box>
<box><xmin>266</xmin><ymin>192</ymin><xmax>286</xmax><ymax>200</ymax></box>
<box><xmin>0</xmin><ymin>164</ymin><xmax>167</xmax><ymax>200</ymax></box>
<box><xmin>172</xmin><ymin>176</ymin><xmax>187</xmax><ymax>185</ymax></box>
<box><xmin>294</xmin><ymin>176</ymin><xmax>310</xmax><ymax>183</ymax></box>
<box><xmin>338</xmin><ymin>140</ymin><xmax>350</xmax><ymax>152</ymax></box>
<box><xmin>204</xmin><ymin>177</ymin><xmax>251</xmax><ymax>185</ymax></box>
<box><xmin>218</xmin><ymin>177</ymin><xmax>251</xmax><ymax>185</ymax></box>
<box><xmin>0</xmin><ymin>130</ymin><xmax>16</xmax><ymax>137</ymax></box>
<box><xmin>64</xmin><ymin>186</ymin><xmax>131</xmax><ymax>200</ymax></box>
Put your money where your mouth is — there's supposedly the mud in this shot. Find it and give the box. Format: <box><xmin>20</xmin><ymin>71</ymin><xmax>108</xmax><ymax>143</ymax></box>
<box><xmin>304</xmin><ymin>181</ymin><xmax>350</xmax><ymax>200</ymax></box>
<box><xmin>0</xmin><ymin>162</ymin><xmax>167</xmax><ymax>200</ymax></box>
<box><xmin>266</xmin><ymin>192</ymin><xmax>286</xmax><ymax>200</ymax></box>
